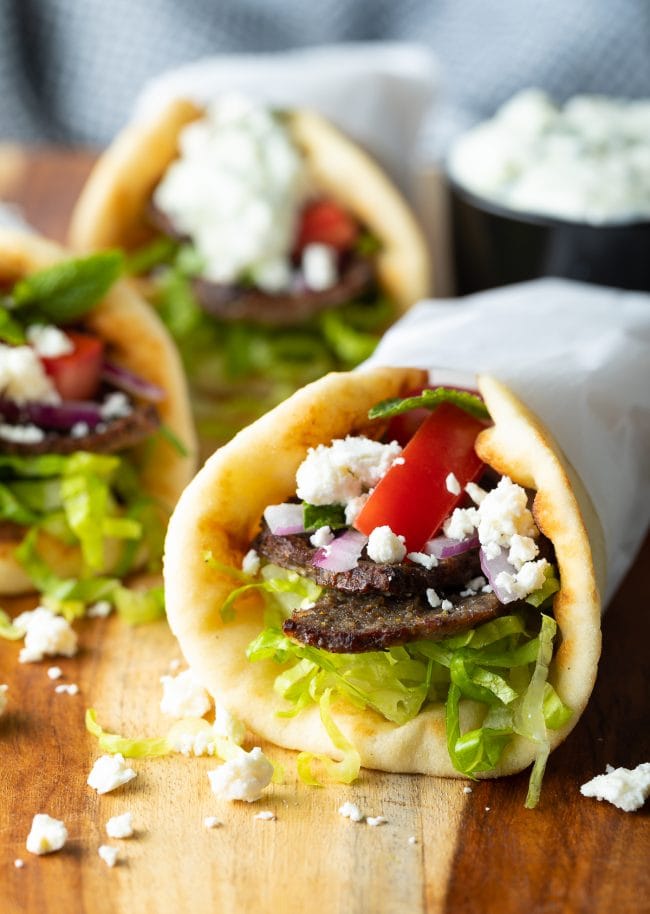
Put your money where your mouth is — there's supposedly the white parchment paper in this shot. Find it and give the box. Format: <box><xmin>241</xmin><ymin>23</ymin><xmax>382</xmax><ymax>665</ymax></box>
<box><xmin>132</xmin><ymin>43</ymin><xmax>437</xmax><ymax>197</ymax></box>
<box><xmin>362</xmin><ymin>278</ymin><xmax>650</xmax><ymax>604</ymax></box>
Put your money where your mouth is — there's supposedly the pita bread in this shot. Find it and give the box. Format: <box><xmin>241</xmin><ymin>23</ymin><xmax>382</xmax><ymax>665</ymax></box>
<box><xmin>68</xmin><ymin>99</ymin><xmax>431</xmax><ymax>313</ymax></box>
<box><xmin>0</xmin><ymin>228</ymin><xmax>197</xmax><ymax>594</ymax></box>
<box><xmin>164</xmin><ymin>368</ymin><xmax>603</xmax><ymax>778</ymax></box>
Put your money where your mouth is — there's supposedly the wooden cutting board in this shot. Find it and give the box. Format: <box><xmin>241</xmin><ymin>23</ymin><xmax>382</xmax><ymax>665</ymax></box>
<box><xmin>0</xmin><ymin>150</ymin><xmax>648</xmax><ymax>914</ymax></box>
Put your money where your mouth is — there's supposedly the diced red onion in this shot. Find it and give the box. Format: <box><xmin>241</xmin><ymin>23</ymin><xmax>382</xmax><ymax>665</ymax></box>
<box><xmin>313</xmin><ymin>529</ymin><xmax>368</xmax><ymax>573</ymax></box>
<box><xmin>264</xmin><ymin>503</ymin><xmax>305</xmax><ymax>535</ymax></box>
<box><xmin>101</xmin><ymin>360</ymin><xmax>165</xmax><ymax>402</ymax></box>
<box><xmin>424</xmin><ymin>533</ymin><xmax>479</xmax><ymax>559</ymax></box>
<box><xmin>479</xmin><ymin>545</ymin><xmax>518</xmax><ymax>604</ymax></box>
<box><xmin>0</xmin><ymin>397</ymin><xmax>102</xmax><ymax>430</ymax></box>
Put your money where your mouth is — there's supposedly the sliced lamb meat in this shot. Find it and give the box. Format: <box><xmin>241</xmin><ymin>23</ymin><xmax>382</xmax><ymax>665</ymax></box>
<box><xmin>282</xmin><ymin>589</ymin><xmax>508</xmax><ymax>653</ymax></box>
<box><xmin>192</xmin><ymin>255</ymin><xmax>375</xmax><ymax>326</ymax></box>
<box><xmin>253</xmin><ymin>522</ymin><xmax>482</xmax><ymax>595</ymax></box>
<box><xmin>0</xmin><ymin>403</ymin><xmax>160</xmax><ymax>456</ymax></box>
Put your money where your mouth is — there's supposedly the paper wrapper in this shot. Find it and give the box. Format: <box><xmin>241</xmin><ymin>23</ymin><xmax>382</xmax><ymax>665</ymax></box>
<box><xmin>362</xmin><ymin>278</ymin><xmax>650</xmax><ymax>604</ymax></box>
<box><xmin>132</xmin><ymin>42</ymin><xmax>437</xmax><ymax>198</ymax></box>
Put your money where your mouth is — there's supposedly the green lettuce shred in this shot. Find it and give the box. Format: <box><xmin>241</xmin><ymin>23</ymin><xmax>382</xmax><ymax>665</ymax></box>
<box><xmin>85</xmin><ymin>708</ymin><xmax>172</xmax><ymax>757</ymax></box>
<box><xmin>242</xmin><ymin>569</ymin><xmax>571</xmax><ymax>801</ymax></box>
<box><xmin>296</xmin><ymin>689</ymin><xmax>361</xmax><ymax>786</ymax></box>
<box><xmin>368</xmin><ymin>387</ymin><xmax>490</xmax><ymax>422</ymax></box>
<box><xmin>0</xmin><ymin>608</ymin><xmax>23</xmax><ymax>640</ymax></box>
<box><xmin>113</xmin><ymin>585</ymin><xmax>166</xmax><ymax>625</ymax></box>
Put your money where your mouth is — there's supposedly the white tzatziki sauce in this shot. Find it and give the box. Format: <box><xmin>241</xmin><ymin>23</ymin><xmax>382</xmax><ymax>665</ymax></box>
<box><xmin>448</xmin><ymin>89</ymin><xmax>650</xmax><ymax>224</ymax></box>
<box><xmin>154</xmin><ymin>95</ymin><xmax>309</xmax><ymax>290</ymax></box>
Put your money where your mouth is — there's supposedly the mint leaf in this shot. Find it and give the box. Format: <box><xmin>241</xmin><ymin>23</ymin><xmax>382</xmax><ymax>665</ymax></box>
<box><xmin>302</xmin><ymin>502</ymin><xmax>346</xmax><ymax>531</ymax></box>
<box><xmin>369</xmin><ymin>387</ymin><xmax>490</xmax><ymax>422</ymax></box>
<box><xmin>11</xmin><ymin>251</ymin><xmax>123</xmax><ymax>323</ymax></box>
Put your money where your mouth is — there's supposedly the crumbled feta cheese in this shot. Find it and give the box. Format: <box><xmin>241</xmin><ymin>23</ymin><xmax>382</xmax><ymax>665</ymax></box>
<box><xmin>26</xmin><ymin>324</ymin><xmax>74</xmax><ymax>358</ymax></box>
<box><xmin>14</xmin><ymin>607</ymin><xmax>78</xmax><ymax>663</ymax></box>
<box><xmin>207</xmin><ymin>747</ymin><xmax>273</xmax><ymax>802</ymax></box>
<box><xmin>408</xmin><ymin>551</ymin><xmax>439</xmax><ymax>570</ymax></box>
<box><xmin>98</xmin><ymin>845</ymin><xmax>119</xmax><ymax>867</ymax></box>
<box><xmin>508</xmin><ymin>534</ymin><xmax>539</xmax><ymax>570</ymax></box>
<box><xmin>0</xmin><ymin>683</ymin><xmax>7</xmax><ymax>716</ymax></box>
<box><xmin>296</xmin><ymin>436</ymin><xmax>402</xmax><ymax>506</ymax></box>
<box><xmin>106</xmin><ymin>812</ymin><xmax>134</xmax><ymax>839</ymax></box>
<box><xmin>366</xmin><ymin>816</ymin><xmax>388</xmax><ymax>827</ymax></box>
<box><xmin>467</xmin><ymin>575</ymin><xmax>486</xmax><ymax>591</ymax></box>
<box><xmin>254</xmin><ymin>810</ymin><xmax>276</xmax><ymax>821</ymax></box>
<box><xmin>495</xmin><ymin>558</ymin><xmax>550</xmax><ymax>600</ymax></box>
<box><xmin>310</xmin><ymin>525</ymin><xmax>335</xmax><ymax>549</ymax></box>
<box><xmin>407</xmin><ymin>836</ymin><xmax>417</xmax><ymax>845</ymax></box>
<box><xmin>301</xmin><ymin>243</ymin><xmax>338</xmax><ymax>291</ymax></box>
<box><xmin>465</xmin><ymin>482</ymin><xmax>487</xmax><ymax>505</ymax></box>
<box><xmin>167</xmin><ymin>718</ymin><xmax>218</xmax><ymax>756</ymax></box>
<box><xmin>213</xmin><ymin>705</ymin><xmax>246</xmax><ymax>745</ymax></box>
<box><xmin>463</xmin><ymin>786</ymin><xmax>473</xmax><ymax>794</ymax></box>
<box><xmin>426</xmin><ymin>588</ymin><xmax>441</xmax><ymax>609</ymax></box>
<box><xmin>26</xmin><ymin>814</ymin><xmax>67</xmax><ymax>855</ymax></box>
<box><xmin>441</xmin><ymin>599</ymin><xmax>453</xmax><ymax>612</ymax></box>
<box><xmin>0</xmin><ymin>344</ymin><xmax>60</xmax><ymax>405</ymax></box>
<box><xmin>14</xmin><ymin>858</ymin><xmax>25</xmax><ymax>868</ymax></box>
<box><xmin>392</xmin><ymin>456</ymin><xmax>406</xmax><ymax>466</ymax></box>
<box><xmin>70</xmin><ymin>421</ymin><xmax>90</xmax><ymax>438</ymax></box>
<box><xmin>443</xmin><ymin>506</ymin><xmax>478</xmax><ymax>541</ymax></box>
<box><xmin>160</xmin><ymin>669</ymin><xmax>211</xmax><ymax>719</ymax></box>
<box><xmin>204</xmin><ymin>816</ymin><xmax>222</xmax><ymax>829</ymax></box>
<box><xmin>366</xmin><ymin>526</ymin><xmax>406</xmax><ymax>564</ymax></box>
<box><xmin>87</xmin><ymin>754</ymin><xmax>137</xmax><ymax>794</ymax></box>
<box><xmin>580</xmin><ymin>763</ymin><xmax>650</xmax><ymax>812</ymax></box>
<box><xmin>100</xmin><ymin>391</ymin><xmax>132</xmax><ymax>421</ymax></box>
<box><xmin>47</xmin><ymin>666</ymin><xmax>63</xmax><ymax>680</ymax></box>
<box><xmin>54</xmin><ymin>683</ymin><xmax>79</xmax><ymax>695</ymax></box>
<box><xmin>154</xmin><ymin>95</ymin><xmax>306</xmax><ymax>288</ymax></box>
<box><xmin>344</xmin><ymin>493</ymin><xmax>369</xmax><ymax>526</ymax></box>
<box><xmin>169</xmin><ymin>658</ymin><xmax>182</xmax><ymax>672</ymax></box>
<box><xmin>445</xmin><ymin>472</ymin><xmax>461</xmax><ymax>495</ymax></box>
<box><xmin>241</xmin><ymin>548</ymin><xmax>261</xmax><ymax>576</ymax></box>
<box><xmin>481</xmin><ymin>584</ymin><xmax>493</xmax><ymax>593</ymax></box>
<box><xmin>0</xmin><ymin>423</ymin><xmax>45</xmax><ymax>444</ymax></box>
<box><xmin>338</xmin><ymin>802</ymin><xmax>364</xmax><ymax>822</ymax></box>
<box><xmin>476</xmin><ymin>477</ymin><xmax>537</xmax><ymax>550</ymax></box>
<box><xmin>87</xmin><ymin>600</ymin><xmax>112</xmax><ymax>618</ymax></box>
<box><xmin>485</xmin><ymin>806</ymin><xmax>491</xmax><ymax>812</ymax></box>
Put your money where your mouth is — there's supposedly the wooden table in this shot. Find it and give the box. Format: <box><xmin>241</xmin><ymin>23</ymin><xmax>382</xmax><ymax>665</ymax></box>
<box><xmin>0</xmin><ymin>150</ymin><xmax>648</xmax><ymax>914</ymax></box>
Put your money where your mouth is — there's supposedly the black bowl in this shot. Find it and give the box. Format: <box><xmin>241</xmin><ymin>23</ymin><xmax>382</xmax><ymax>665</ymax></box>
<box><xmin>449</xmin><ymin>179</ymin><xmax>650</xmax><ymax>295</ymax></box>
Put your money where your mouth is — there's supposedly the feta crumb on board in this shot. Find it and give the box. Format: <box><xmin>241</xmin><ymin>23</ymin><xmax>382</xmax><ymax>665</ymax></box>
<box><xmin>580</xmin><ymin>763</ymin><xmax>650</xmax><ymax>812</ymax></box>
<box><xmin>98</xmin><ymin>845</ymin><xmax>120</xmax><ymax>867</ymax></box>
<box><xmin>204</xmin><ymin>816</ymin><xmax>222</xmax><ymax>829</ymax></box>
<box><xmin>367</xmin><ymin>526</ymin><xmax>406</xmax><ymax>564</ymax></box>
<box><xmin>254</xmin><ymin>810</ymin><xmax>276</xmax><ymax>821</ymax></box>
<box><xmin>366</xmin><ymin>816</ymin><xmax>388</xmax><ymax>827</ymax></box>
<box><xmin>159</xmin><ymin>669</ymin><xmax>211</xmax><ymax>719</ymax></box>
<box><xmin>213</xmin><ymin>705</ymin><xmax>246</xmax><ymax>746</ymax></box>
<box><xmin>25</xmin><ymin>814</ymin><xmax>68</xmax><ymax>855</ymax></box>
<box><xmin>14</xmin><ymin>858</ymin><xmax>25</xmax><ymax>868</ymax></box>
<box><xmin>338</xmin><ymin>802</ymin><xmax>365</xmax><ymax>822</ymax></box>
<box><xmin>463</xmin><ymin>786</ymin><xmax>473</xmax><ymax>795</ymax></box>
<box><xmin>14</xmin><ymin>608</ymin><xmax>78</xmax><ymax>664</ymax></box>
<box><xmin>207</xmin><ymin>747</ymin><xmax>273</xmax><ymax>802</ymax></box>
<box><xmin>54</xmin><ymin>683</ymin><xmax>79</xmax><ymax>696</ymax></box>
<box><xmin>106</xmin><ymin>812</ymin><xmax>134</xmax><ymax>839</ymax></box>
<box><xmin>87</xmin><ymin>754</ymin><xmax>137</xmax><ymax>794</ymax></box>
<box><xmin>167</xmin><ymin>718</ymin><xmax>218</xmax><ymax>757</ymax></box>
<box><xmin>47</xmin><ymin>666</ymin><xmax>63</xmax><ymax>680</ymax></box>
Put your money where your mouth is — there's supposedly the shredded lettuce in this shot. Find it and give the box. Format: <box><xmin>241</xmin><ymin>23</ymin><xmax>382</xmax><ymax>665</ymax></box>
<box><xmin>0</xmin><ymin>608</ymin><xmax>23</xmax><ymax>640</ymax></box>
<box><xmin>242</xmin><ymin>569</ymin><xmax>570</xmax><ymax>800</ymax></box>
<box><xmin>525</xmin><ymin>565</ymin><xmax>561</xmax><ymax>607</ymax></box>
<box><xmin>368</xmin><ymin>387</ymin><xmax>490</xmax><ymax>422</ymax></box>
<box><xmin>85</xmin><ymin>708</ymin><xmax>172</xmax><ymax>757</ymax></box>
<box><xmin>113</xmin><ymin>585</ymin><xmax>165</xmax><ymax>625</ymax></box>
<box><xmin>296</xmin><ymin>689</ymin><xmax>361</xmax><ymax>785</ymax></box>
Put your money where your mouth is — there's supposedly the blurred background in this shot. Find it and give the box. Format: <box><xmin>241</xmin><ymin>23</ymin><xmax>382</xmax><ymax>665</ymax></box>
<box><xmin>0</xmin><ymin>0</ymin><xmax>648</xmax><ymax>154</ymax></box>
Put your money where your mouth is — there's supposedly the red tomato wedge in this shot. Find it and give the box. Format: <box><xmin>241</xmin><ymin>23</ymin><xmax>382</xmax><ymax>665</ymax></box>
<box><xmin>40</xmin><ymin>331</ymin><xmax>104</xmax><ymax>401</ymax></box>
<box><xmin>354</xmin><ymin>402</ymin><xmax>487</xmax><ymax>553</ymax></box>
<box><xmin>296</xmin><ymin>199</ymin><xmax>359</xmax><ymax>251</ymax></box>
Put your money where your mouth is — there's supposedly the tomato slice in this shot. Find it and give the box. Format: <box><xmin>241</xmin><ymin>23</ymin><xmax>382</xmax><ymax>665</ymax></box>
<box><xmin>40</xmin><ymin>331</ymin><xmax>104</xmax><ymax>401</ymax></box>
<box><xmin>354</xmin><ymin>402</ymin><xmax>487</xmax><ymax>552</ymax></box>
<box><xmin>296</xmin><ymin>199</ymin><xmax>359</xmax><ymax>252</ymax></box>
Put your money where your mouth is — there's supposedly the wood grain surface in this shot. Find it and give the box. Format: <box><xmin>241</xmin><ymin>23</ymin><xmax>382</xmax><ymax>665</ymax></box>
<box><xmin>0</xmin><ymin>150</ymin><xmax>649</xmax><ymax>914</ymax></box>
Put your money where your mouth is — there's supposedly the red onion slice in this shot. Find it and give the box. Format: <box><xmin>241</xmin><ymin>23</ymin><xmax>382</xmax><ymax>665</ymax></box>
<box><xmin>424</xmin><ymin>533</ymin><xmax>479</xmax><ymax>559</ymax></box>
<box><xmin>0</xmin><ymin>397</ymin><xmax>102</xmax><ymax>430</ymax></box>
<box><xmin>479</xmin><ymin>545</ymin><xmax>518</xmax><ymax>604</ymax></box>
<box><xmin>264</xmin><ymin>503</ymin><xmax>305</xmax><ymax>535</ymax></box>
<box><xmin>101</xmin><ymin>360</ymin><xmax>165</xmax><ymax>402</ymax></box>
<box><xmin>313</xmin><ymin>529</ymin><xmax>368</xmax><ymax>573</ymax></box>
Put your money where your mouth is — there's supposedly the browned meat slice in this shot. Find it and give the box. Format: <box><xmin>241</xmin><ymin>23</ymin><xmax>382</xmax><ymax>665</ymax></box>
<box><xmin>146</xmin><ymin>200</ymin><xmax>376</xmax><ymax>326</ymax></box>
<box><xmin>253</xmin><ymin>522</ymin><xmax>482</xmax><ymax>595</ymax></box>
<box><xmin>0</xmin><ymin>403</ymin><xmax>160</xmax><ymax>456</ymax></box>
<box><xmin>282</xmin><ymin>590</ymin><xmax>507</xmax><ymax>653</ymax></box>
<box><xmin>192</xmin><ymin>255</ymin><xmax>375</xmax><ymax>326</ymax></box>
